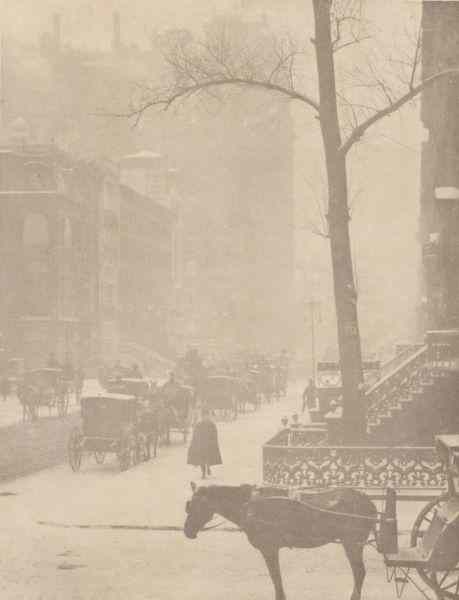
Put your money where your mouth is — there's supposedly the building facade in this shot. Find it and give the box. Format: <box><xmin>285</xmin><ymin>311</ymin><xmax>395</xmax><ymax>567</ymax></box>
<box><xmin>118</xmin><ymin>169</ymin><xmax>175</xmax><ymax>362</ymax></box>
<box><xmin>420</xmin><ymin>1</ymin><xmax>459</xmax><ymax>331</ymax></box>
<box><xmin>0</xmin><ymin>138</ymin><xmax>100</xmax><ymax>369</ymax></box>
<box><xmin>0</xmin><ymin>135</ymin><xmax>174</xmax><ymax>370</ymax></box>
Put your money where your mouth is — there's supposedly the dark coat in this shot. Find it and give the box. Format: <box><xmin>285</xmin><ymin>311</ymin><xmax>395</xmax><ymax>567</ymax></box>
<box><xmin>187</xmin><ymin>419</ymin><xmax>222</xmax><ymax>467</ymax></box>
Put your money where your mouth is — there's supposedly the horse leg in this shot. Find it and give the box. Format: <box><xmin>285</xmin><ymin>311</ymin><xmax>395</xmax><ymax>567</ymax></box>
<box><xmin>260</xmin><ymin>548</ymin><xmax>286</xmax><ymax>600</ymax></box>
<box><xmin>342</xmin><ymin>541</ymin><xmax>366</xmax><ymax>600</ymax></box>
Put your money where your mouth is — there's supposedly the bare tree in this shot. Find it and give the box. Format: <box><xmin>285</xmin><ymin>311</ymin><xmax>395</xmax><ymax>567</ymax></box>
<box><xmin>120</xmin><ymin>0</ymin><xmax>459</xmax><ymax>441</ymax></box>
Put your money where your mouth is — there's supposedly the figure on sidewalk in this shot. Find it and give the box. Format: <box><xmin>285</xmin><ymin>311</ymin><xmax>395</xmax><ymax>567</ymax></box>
<box><xmin>187</xmin><ymin>407</ymin><xmax>222</xmax><ymax>480</ymax></box>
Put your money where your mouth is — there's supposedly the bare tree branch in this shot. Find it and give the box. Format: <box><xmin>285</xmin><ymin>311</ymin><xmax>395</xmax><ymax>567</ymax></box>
<box><xmin>331</xmin><ymin>0</ymin><xmax>370</xmax><ymax>53</ymax></box>
<box><xmin>113</xmin><ymin>77</ymin><xmax>320</xmax><ymax>120</ymax></box>
<box><xmin>340</xmin><ymin>68</ymin><xmax>459</xmax><ymax>155</ymax></box>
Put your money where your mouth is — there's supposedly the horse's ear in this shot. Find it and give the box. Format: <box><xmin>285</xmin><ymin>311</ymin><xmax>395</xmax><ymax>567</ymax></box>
<box><xmin>190</xmin><ymin>481</ymin><xmax>197</xmax><ymax>493</ymax></box>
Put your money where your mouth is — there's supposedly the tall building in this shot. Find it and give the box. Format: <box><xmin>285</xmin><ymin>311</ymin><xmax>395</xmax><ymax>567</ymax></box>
<box><xmin>420</xmin><ymin>1</ymin><xmax>459</xmax><ymax>330</ymax></box>
<box><xmin>118</xmin><ymin>156</ymin><xmax>175</xmax><ymax>360</ymax></box>
<box><xmin>0</xmin><ymin>135</ymin><xmax>101</xmax><ymax>369</ymax></box>
<box><xmin>0</xmin><ymin>126</ymin><xmax>174</xmax><ymax>370</ymax></box>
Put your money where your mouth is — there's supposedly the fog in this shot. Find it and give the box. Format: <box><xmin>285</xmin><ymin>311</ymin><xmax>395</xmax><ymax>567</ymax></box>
<box><xmin>0</xmin><ymin>0</ymin><xmax>424</xmax><ymax>362</ymax></box>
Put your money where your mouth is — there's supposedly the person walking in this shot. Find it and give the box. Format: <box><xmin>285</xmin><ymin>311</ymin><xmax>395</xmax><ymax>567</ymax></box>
<box><xmin>187</xmin><ymin>408</ymin><xmax>222</xmax><ymax>480</ymax></box>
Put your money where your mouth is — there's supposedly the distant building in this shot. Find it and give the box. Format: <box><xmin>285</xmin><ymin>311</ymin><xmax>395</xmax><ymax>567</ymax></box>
<box><xmin>0</xmin><ymin>133</ymin><xmax>175</xmax><ymax>370</ymax></box>
<box><xmin>420</xmin><ymin>1</ymin><xmax>459</xmax><ymax>330</ymax></box>
<box><xmin>118</xmin><ymin>172</ymin><xmax>175</xmax><ymax>362</ymax></box>
<box><xmin>0</xmin><ymin>138</ymin><xmax>100</xmax><ymax>369</ymax></box>
<box><xmin>1</xmin><ymin>11</ymin><xmax>295</xmax><ymax>358</ymax></box>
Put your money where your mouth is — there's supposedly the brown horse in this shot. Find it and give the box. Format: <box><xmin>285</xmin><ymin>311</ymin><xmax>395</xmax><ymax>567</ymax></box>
<box><xmin>184</xmin><ymin>484</ymin><xmax>377</xmax><ymax>600</ymax></box>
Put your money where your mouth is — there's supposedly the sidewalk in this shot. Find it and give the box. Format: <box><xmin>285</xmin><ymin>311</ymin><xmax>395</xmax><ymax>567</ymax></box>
<box><xmin>0</xmin><ymin>379</ymin><xmax>428</xmax><ymax>600</ymax></box>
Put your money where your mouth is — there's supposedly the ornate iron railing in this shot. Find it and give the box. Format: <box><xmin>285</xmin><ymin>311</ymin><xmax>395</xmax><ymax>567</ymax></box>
<box><xmin>270</xmin><ymin>427</ymin><xmax>328</xmax><ymax>448</ymax></box>
<box><xmin>262</xmin><ymin>443</ymin><xmax>445</xmax><ymax>491</ymax></box>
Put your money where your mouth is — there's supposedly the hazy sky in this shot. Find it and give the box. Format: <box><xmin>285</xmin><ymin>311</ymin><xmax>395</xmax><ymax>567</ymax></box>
<box><xmin>0</xmin><ymin>1</ymin><xmax>420</xmax><ymax>48</ymax></box>
<box><xmin>0</xmin><ymin>0</ymin><xmax>426</xmax><ymax>355</ymax></box>
<box><xmin>0</xmin><ymin>0</ymin><xmax>236</xmax><ymax>48</ymax></box>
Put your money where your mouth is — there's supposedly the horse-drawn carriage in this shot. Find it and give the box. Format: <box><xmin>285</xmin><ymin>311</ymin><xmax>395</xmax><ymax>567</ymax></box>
<box><xmin>380</xmin><ymin>434</ymin><xmax>459</xmax><ymax>599</ymax></box>
<box><xmin>197</xmin><ymin>375</ymin><xmax>239</xmax><ymax>420</ymax></box>
<box><xmin>105</xmin><ymin>377</ymin><xmax>152</xmax><ymax>402</ymax></box>
<box><xmin>159</xmin><ymin>382</ymin><xmax>194</xmax><ymax>443</ymax></box>
<box><xmin>19</xmin><ymin>368</ymin><xmax>70</xmax><ymax>421</ymax></box>
<box><xmin>185</xmin><ymin>434</ymin><xmax>459</xmax><ymax>600</ymax></box>
<box><xmin>67</xmin><ymin>392</ymin><xmax>158</xmax><ymax>471</ymax></box>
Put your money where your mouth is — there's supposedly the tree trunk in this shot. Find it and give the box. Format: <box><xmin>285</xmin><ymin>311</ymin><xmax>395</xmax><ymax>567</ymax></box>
<box><xmin>312</xmin><ymin>0</ymin><xmax>365</xmax><ymax>441</ymax></box>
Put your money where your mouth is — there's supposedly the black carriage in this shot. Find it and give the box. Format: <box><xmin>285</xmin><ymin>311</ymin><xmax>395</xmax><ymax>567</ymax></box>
<box><xmin>105</xmin><ymin>377</ymin><xmax>152</xmax><ymax>402</ymax></box>
<box><xmin>197</xmin><ymin>375</ymin><xmax>239</xmax><ymax>420</ymax></box>
<box><xmin>68</xmin><ymin>392</ymin><xmax>156</xmax><ymax>472</ymax></box>
<box><xmin>379</xmin><ymin>434</ymin><xmax>459</xmax><ymax>599</ymax></box>
<box><xmin>161</xmin><ymin>383</ymin><xmax>194</xmax><ymax>443</ymax></box>
<box><xmin>19</xmin><ymin>368</ymin><xmax>69</xmax><ymax>420</ymax></box>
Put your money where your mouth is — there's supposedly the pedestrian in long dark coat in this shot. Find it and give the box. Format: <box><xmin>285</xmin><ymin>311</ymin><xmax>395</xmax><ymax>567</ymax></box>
<box><xmin>187</xmin><ymin>408</ymin><xmax>222</xmax><ymax>479</ymax></box>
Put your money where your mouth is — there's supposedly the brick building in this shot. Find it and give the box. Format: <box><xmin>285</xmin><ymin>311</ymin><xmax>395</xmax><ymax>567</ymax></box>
<box><xmin>0</xmin><ymin>136</ymin><xmax>100</xmax><ymax>369</ymax></box>
<box><xmin>0</xmin><ymin>131</ymin><xmax>174</xmax><ymax>370</ymax></box>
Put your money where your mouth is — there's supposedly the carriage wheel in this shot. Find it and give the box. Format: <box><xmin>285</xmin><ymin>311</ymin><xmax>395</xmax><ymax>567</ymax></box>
<box><xmin>119</xmin><ymin>435</ymin><xmax>136</xmax><ymax>470</ymax></box>
<box><xmin>68</xmin><ymin>428</ymin><xmax>83</xmax><ymax>472</ymax></box>
<box><xmin>94</xmin><ymin>451</ymin><xmax>105</xmax><ymax>465</ymax></box>
<box><xmin>411</xmin><ymin>495</ymin><xmax>459</xmax><ymax>599</ymax></box>
<box><xmin>145</xmin><ymin>435</ymin><xmax>153</xmax><ymax>460</ymax></box>
<box><xmin>118</xmin><ymin>447</ymin><xmax>130</xmax><ymax>471</ymax></box>
<box><xmin>57</xmin><ymin>397</ymin><xmax>66</xmax><ymax>418</ymax></box>
<box><xmin>61</xmin><ymin>392</ymin><xmax>70</xmax><ymax>417</ymax></box>
<box><xmin>136</xmin><ymin>434</ymin><xmax>149</xmax><ymax>462</ymax></box>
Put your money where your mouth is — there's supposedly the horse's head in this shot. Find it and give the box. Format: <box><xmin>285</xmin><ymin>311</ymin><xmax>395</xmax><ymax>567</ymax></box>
<box><xmin>184</xmin><ymin>482</ymin><xmax>215</xmax><ymax>539</ymax></box>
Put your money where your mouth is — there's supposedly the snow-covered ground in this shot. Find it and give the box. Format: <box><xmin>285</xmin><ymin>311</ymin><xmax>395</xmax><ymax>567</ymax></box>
<box><xmin>0</xmin><ymin>382</ymin><xmax>428</xmax><ymax>599</ymax></box>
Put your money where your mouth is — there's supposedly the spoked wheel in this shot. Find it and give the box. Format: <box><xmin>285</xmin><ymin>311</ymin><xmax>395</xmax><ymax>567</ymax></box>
<box><xmin>144</xmin><ymin>435</ymin><xmax>153</xmax><ymax>461</ymax></box>
<box><xmin>118</xmin><ymin>446</ymin><xmax>130</xmax><ymax>471</ymax></box>
<box><xmin>94</xmin><ymin>451</ymin><xmax>105</xmax><ymax>465</ymax></box>
<box><xmin>136</xmin><ymin>434</ymin><xmax>149</xmax><ymax>463</ymax></box>
<box><xmin>411</xmin><ymin>495</ymin><xmax>459</xmax><ymax>599</ymax></box>
<box><xmin>57</xmin><ymin>396</ymin><xmax>68</xmax><ymax>418</ymax></box>
<box><xmin>68</xmin><ymin>428</ymin><xmax>83</xmax><ymax>472</ymax></box>
<box><xmin>118</xmin><ymin>435</ymin><xmax>136</xmax><ymax>471</ymax></box>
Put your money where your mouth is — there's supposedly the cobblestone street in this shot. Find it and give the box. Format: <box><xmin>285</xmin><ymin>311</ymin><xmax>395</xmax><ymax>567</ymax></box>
<box><xmin>0</xmin><ymin>382</ymin><xmax>427</xmax><ymax>600</ymax></box>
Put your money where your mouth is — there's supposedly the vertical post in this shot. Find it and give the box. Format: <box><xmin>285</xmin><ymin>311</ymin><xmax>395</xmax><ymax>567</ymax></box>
<box><xmin>0</xmin><ymin>35</ymin><xmax>6</xmax><ymax>131</ymax></box>
<box><xmin>310</xmin><ymin>300</ymin><xmax>316</xmax><ymax>383</ymax></box>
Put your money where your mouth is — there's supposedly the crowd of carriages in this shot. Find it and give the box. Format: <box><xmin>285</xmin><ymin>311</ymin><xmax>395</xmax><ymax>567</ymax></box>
<box><xmin>174</xmin><ymin>347</ymin><xmax>290</xmax><ymax>419</ymax></box>
<box><xmin>98</xmin><ymin>360</ymin><xmax>194</xmax><ymax>453</ymax></box>
<box><xmin>0</xmin><ymin>353</ymin><xmax>85</xmax><ymax>422</ymax></box>
<box><xmin>73</xmin><ymin>348</ymin><xmax>291</xmax><ymax>463</ymax></box>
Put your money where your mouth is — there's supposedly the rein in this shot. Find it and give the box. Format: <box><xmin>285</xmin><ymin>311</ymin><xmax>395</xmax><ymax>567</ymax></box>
<box><xmin>291</xmin><ymin>498</ymin><xmax>380</xmax><ymax>523</ymax></box>
<box><xmin>37</xmin><ymin>520</ymin><xmax>241</xmax><ymax>533</ymax></box>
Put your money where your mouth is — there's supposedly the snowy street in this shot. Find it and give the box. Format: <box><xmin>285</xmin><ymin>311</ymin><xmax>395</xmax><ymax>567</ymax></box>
<box><xmin>0</xmin><ymin>383</ymin><xmax>424</xmax><ymax>600</ymax></box>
